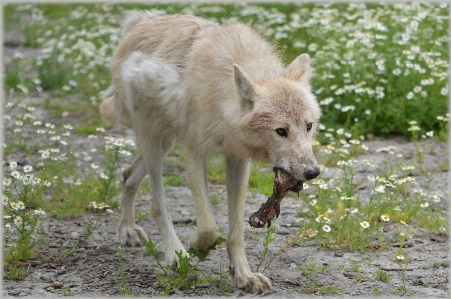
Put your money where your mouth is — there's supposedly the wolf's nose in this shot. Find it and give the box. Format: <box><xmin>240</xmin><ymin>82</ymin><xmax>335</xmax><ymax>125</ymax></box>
<box><xmin>305</xmin><ymin>167</ymin><xmax>320</xmax><ymax>180</ymax></box>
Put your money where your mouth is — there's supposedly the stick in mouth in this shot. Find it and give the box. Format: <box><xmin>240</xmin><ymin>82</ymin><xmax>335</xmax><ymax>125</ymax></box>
<box><xmin>248</xmin><ymin>169</ymin><xmax>304</xmax><ymax>228</ymax></box>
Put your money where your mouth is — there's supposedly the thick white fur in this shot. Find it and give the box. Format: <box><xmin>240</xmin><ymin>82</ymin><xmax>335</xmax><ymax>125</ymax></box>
<box><xmin>100</xmin><ymin>12</ymin><xmax>321</xmax><ymax>293</ymax></box>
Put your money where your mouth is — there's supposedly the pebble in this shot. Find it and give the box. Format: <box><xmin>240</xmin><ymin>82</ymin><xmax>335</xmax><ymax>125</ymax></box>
<box><xmin>343</xmin><ymin>272</ymin><xmax>357</xmax><ymax>278</ymax></box>
<box><xmin>30</xmin><ymin>260</ymin><xmax>43</xmax><ymax>267</ymax></box>
<box><xmin>71</xmin><ymin>232</ymin><xmax>79</xmax><ymax>239</ymax></box>
<box><xmin>276</xmin><ymin>227</ymin><xmax>290</xmax><ymax>235</ymax></box>
<box><xmin>51</xmin><ymin>281</ymin><xmax>64</xmax><ymax>289</ymax></box>
<box><xmin>9</xmin><ymin>289</ymin><xmax>21</xmax><ymax>295</ymax></box>
<box><xmin>334</xmin><ymin>252</ymin><xmax>344</xmax><ymax>257</ymax></box>
<box><xmin>393</xmin><ymin>241</ymin><xmax>414</xmax><ymax>247</ymax></box>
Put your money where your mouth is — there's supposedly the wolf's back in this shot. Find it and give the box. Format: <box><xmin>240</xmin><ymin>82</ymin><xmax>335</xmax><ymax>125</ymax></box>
<box><xmin>100</xmin><ymin>12</ymin><xmax>215</xmax><ymax>126</ymax></box>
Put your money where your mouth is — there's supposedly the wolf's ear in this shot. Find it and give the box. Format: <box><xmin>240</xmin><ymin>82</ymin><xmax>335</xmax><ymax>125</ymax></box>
<box><xmin>287</xmin><ymin>53</ymin><xmax>311</xmax><ymax>84</ymax></box>
<box><xmin>234</xmin><ymin>64</ymin><xmax>255</xmax><ymax>108</ymax></box>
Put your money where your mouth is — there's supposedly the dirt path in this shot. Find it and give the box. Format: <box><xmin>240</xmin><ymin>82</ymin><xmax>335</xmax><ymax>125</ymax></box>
<box><xmin>2</xmin><ymin>170</ymin><xmax>449</xmax><ymax>298</ymax></box>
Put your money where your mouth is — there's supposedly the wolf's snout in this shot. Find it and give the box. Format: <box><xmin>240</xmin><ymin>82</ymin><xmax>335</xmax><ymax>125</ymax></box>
<box><xmin>304</xmin><ymin>167</ymin><xmax>320</xmax><ymax>180</ymax></box>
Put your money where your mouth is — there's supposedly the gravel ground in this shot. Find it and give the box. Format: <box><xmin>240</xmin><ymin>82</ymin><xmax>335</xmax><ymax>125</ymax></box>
<box><xmin>2</xmin><ymin>36</ymin><xmax>450</xmax><ymax>299</ymax></box>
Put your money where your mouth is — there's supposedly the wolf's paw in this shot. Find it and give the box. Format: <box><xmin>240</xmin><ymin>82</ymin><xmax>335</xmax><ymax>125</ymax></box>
<box><xmin>118</xmin><ymin>224</ymin><xmax>149</xmax><ymax>247</ymax></box>
<box><xmin>164</xmin><ymin>248</ymin><xmax>190</xmax><ymax>268</ymax></box>
<box><xmin>189</xmin><ymin>230</ymin><xmax>218</xmax><ymax>258</ymax></box>
<box><xmin>230</xmin><ymin>265</ymin><xmax>271</xmax><ymax>294</ymax></box>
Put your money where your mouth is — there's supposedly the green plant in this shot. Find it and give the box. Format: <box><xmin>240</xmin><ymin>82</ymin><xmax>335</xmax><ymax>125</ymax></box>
<box><xmin>117</xmin><ymin>246</ymin><xmax>134</xmax><ymax>297</ymax></box>
<box><xmin>209</xmin><ymin>193</ymin><xmax>220</xmax><ymax>207</ymax></box>
<box><xmin>97</xmin><ymin>137</ymin><xmax>128</xmax><ymax>202</ymax></box>
<box><xmin>300</xmin><ymin>261</ymin><xmax>329</xmax><ymax>278</ymax></box>
<box><xmin>299</xmin><ymin>279</ymin><xmax>340</xmax><ymax>295</ymax></box>
<box><xmin>373</xmin><ymin>287</ymin><xmax>382</xmax><ymax>297</ymax></box>
<box><xmin>2</xmin><ymin>166</ymin><xmax>48</xmax><ymax>279</ymax></box>
<box><xmin>61</xmin><ymin>285</ymin><xmax>72</xmax><ymax>295</ymax></box>
<box><xmin>144</xmin><ymin>238</ymin><xmax>232</xmax><ymax>295</ymax></box>
<box><xmin>135</xmin><ymin>208</ymin><xmax>151</xmax><ymax>221</ymax></box>
<box><xmin>256</xmin><ymin>224</ymin><xmax>276</xmax><ymax>272</ymax></box>
<box><xmin>58</xmin><ymin>215</ymin><xmax>105</xmax><ymax>261</ymax></box>
<box><xmin>375</xmin><ymin>269</ymin><xmax>391</xmax><ymax>282</ymax></box>
<box><xmin>299</xmin><ymin>279</ymin><xmax>321</xmax><ymax>293</ymax></box>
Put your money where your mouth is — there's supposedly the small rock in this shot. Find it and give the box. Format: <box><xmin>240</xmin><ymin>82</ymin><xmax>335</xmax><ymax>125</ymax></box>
<box><xmin>276</xmin><ymin>227</ymin><xmax>290</xmax><ymax>235</ymax></box>
<box><xmin>393</xmin><ymin>241</ymin><xmax>414</xmax><ymax>247</ymax></box>
<box><xmin>343</xmin><ymin>272</ymin><xmax>357</xmax><ymax>278</ymax></box>
<box><xmin>30</xmin><ymin>260</ymin><xmax>43</xmax><ymax>267</ymax></box>
<box><xmin>173</xmin><ymin>288</ymin><xmax>184</xmax><ymax>296</ymax></box>
<box><xmin>56</xmin><ymin>269</ymin><xmax>66</xmax><ymax>275</ymax></box>
<box><xmin>9</xmin><ymin>289</ymin><xmax>20</xmax><ymax>295</ymax></box>
<box><xmin>5</xmin><ymin>40</ymin><xmax>20</xmax><ymax>47</ymax></box>
<box><xmin>71</xmin><ymin>232</ymin><xmax>79</xmax><ymax>239</ymax></box>
<box><xmin>51</xmin><ymin>281</ymin><xmax>64</xmax><ymax>289</ymax></box>
<box><xmin>381</xmin><ymin>266</ymin><xmax>414</xmax><ymax>271</ymax></box>
<box><xmin>172</xmin><ymin>218</ymin><xmax>193</xmax><ymax>224</ymax></box>
<box><xmin>430</xmin><ymin>236</ymin><xmax>447</xmax><ymax>242</ymax></box>
<box><xmin>334</xmin><ymin>252</ymin><xmax>344</xmax><ymax>257</ymax></box>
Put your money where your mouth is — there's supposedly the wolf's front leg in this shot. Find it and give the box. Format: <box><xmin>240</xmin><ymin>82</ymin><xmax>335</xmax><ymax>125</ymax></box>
<box><xmin>225</xmin><ymin>155</ymin><xmax>271</xmax><ymax>293</ymax></box>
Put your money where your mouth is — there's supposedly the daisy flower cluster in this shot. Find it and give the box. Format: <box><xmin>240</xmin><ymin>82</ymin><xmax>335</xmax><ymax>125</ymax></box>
<box><xmin>3</xmin><ymin>95</ymin><xmax>132</xmax><ymax>219</ymax></box>
<box><xmin>2</xmin><ymin>161</ymin><xmax>47</xmax><ymax>233</ymax></box>
<box><xmin>88</xmin><ymin>201</ymin><xmax>114</xmax><ymax>214</ymax></box>
<box><xmin>287</xmin><ymin>3</ymin><xmax>448</xmax><ymax>137</ymax></box>
<box><xmin>8</xmin><ymin>3</ymin><xmax>448</xmax><ymax>139</ymax></box>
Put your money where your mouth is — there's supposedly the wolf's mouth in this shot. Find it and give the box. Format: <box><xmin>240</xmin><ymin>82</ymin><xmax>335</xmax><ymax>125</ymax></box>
<box><xmin>273</xmin><ymin>168</ymin><xmax>304</xmax><ymax>193</ymax></box>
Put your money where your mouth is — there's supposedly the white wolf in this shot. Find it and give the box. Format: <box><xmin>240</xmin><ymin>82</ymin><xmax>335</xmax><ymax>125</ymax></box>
<box><xmin>100</xmin><ymin>11</ymin><xmax>321</xmax><ymax>293</ymax></box>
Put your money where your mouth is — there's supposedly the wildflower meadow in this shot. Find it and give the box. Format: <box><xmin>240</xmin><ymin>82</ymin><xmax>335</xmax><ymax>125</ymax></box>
<box><xmin>2</xmin><ymin>3</ymin><xmax>449</xmax><ymax>297</ymax></box>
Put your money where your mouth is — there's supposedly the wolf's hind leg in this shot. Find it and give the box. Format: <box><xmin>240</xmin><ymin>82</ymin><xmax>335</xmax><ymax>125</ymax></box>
<box><xmin>184</xmin><ymin>152</ymin><xmax>218</xmax><ymax>256</ymax></box>
<box><xmin>118</xmin><ymin>155</ymin><xmax>149</xmax><ymax>246</ymax></box>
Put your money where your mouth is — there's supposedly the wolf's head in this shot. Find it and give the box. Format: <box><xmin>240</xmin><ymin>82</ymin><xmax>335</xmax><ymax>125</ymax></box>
<box><xmin>234</xmin><ymin>54</ymin><xmax>321</xmax><ymax>189</ymax></box>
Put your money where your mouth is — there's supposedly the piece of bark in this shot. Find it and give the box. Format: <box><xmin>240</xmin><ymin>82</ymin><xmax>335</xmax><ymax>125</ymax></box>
<box><xmin>248</xmin><ymin>170</ymin><xmax>303</xmax><ymax>228</ymax></box>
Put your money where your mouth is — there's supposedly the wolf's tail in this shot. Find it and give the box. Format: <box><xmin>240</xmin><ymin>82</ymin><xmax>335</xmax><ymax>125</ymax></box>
<box><xmin>99</xmin><ymin>11</ymin><xmax>159</xmax><ymax>125</ymax></box>
<box><xmin>99</xmin><ymin>85</ymin><xmax>119</xmax><ymax>125</ymax></box>
<box><xmin>121</xmin><ymin>10</ymin><xmax>158</xmax><ymax>35</ymax></box>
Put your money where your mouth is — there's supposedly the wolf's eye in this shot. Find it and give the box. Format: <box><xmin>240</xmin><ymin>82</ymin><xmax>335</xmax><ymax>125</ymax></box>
<box><xmin>275</xmin><ymin>128</ymin><xmax>288</xmax><ymax>137</ymax></box>
<box><xmin>306</xmin><ymin>123</ymin><xmax>313</xmax><ymax>132</ymax></box>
